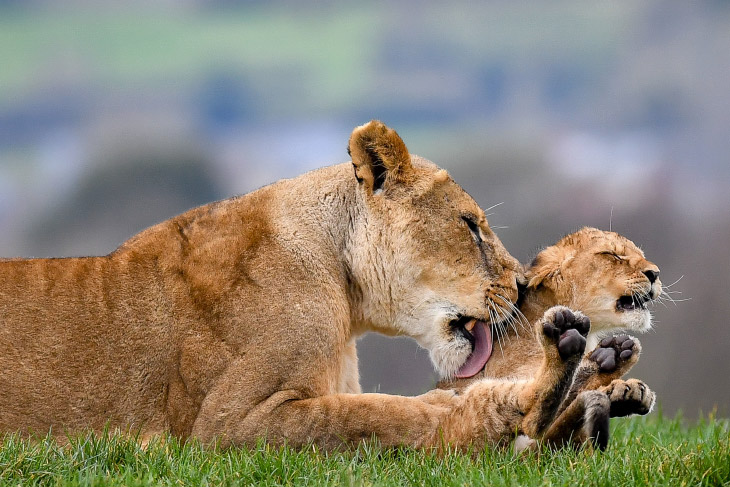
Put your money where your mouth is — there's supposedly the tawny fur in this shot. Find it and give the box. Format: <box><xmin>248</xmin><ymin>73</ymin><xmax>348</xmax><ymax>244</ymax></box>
<box><xmin>0</xmin><ymin>121</ymin><xmax>582</xmax><ymax>450</ymax></box>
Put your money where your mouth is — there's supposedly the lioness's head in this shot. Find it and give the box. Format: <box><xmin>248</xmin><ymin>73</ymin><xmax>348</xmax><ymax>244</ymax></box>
<box><xmin>346</xmin><ymin>121</ymin><xmax>522</xmax><ymax>379</ymax></box>
<box><xmin>527</xmin><ymin>227</ymin><xmax>662</xmax><ymax>342</ymax></box>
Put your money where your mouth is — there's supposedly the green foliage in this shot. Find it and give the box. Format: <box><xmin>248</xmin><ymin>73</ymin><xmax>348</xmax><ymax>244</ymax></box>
<box><xmin>1</xmin><ymin>414</ymin><xmax>727</xmax><ymax>486</ymax></box>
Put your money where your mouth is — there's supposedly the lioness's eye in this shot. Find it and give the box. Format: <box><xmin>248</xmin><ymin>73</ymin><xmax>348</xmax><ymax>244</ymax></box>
<box><xmin>462</xmin><ymin>216</ymin><xmax>482</xmax><ymax>245</ymax></box>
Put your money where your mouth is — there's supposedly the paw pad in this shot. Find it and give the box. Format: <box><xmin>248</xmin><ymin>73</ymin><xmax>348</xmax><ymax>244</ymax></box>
<box><xmin>591</xmin><ymin>335</ymin><xmax>637</xmax><ymax>372</ymax></box>
<box><xmin>543</xmin><ymin>308</ymin><xmax>590</xmax><ymax>359</ymax></box>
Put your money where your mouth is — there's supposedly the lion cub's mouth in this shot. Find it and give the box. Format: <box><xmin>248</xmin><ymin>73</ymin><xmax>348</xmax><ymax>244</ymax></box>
<box><xmin>616</xmin><ymin>293</ymin><xmax>652</xmax><ymax>312</ymax></box>
<box><xmin>451</xmin><ymin>316</ymin><xmax>493</xmax><ymax>379</ymax></box>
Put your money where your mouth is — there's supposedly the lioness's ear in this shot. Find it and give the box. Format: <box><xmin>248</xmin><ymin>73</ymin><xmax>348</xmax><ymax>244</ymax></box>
<box><xmin>347</xmin><ymin>120</ymin><xmax>412</xmax><ymax>193</ymax></box>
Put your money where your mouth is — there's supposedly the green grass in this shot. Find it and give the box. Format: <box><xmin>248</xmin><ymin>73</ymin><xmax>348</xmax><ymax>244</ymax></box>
<box><xmin>1</xmin><ymin>413</ymin><xmax>728</xmax><ymax>486</ymax></box>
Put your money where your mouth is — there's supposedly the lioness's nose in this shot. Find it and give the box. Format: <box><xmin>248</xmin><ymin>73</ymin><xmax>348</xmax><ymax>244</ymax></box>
<box><xmin>515</xmin><ymin>270</ymin><xmax>527</xmax><ymax>288</ymax></box>
<box><xmin>643</xmin><ymin>269</ymin><xmax>659</xmax><ymax>284</ymax></box>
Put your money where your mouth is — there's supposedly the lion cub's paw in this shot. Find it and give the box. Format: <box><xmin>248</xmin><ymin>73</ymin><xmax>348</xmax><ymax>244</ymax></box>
<box><xmin>590</xmin><ymin>335</ymin><xmax>641</xmax><ymax>374</ymax></box>
<box><xmin>541</xmin><ymin>306</ymin><xmax>590</xmax><ymax>360</ymax></box>
<box><xmin>603</xmin><ymin>378</ymin><xmax>655</xmax><ymax>417</ymax></box>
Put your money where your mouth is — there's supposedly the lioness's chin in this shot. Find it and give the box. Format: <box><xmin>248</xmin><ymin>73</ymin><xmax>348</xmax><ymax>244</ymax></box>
<box><xmin>429</xmin><ymin>336</ymin><xmax>473</xmax><ymax>379</ymax></box>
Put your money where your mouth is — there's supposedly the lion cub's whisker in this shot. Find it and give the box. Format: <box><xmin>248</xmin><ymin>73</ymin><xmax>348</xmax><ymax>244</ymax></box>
<box><xmin>662</xmin><ymin>275</ymin><xmax>685</xmax><ymax>289</ymax></box>
<box><xmin>483</xmin><ymin>202</ymin><xmax>504</xmax><ymax>213</ymax></box>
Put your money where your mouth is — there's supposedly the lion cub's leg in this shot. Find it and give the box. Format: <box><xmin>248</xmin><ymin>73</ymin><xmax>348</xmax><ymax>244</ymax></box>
<box><xmin>582</xmin><ymin>335</ymin><xmax>641</xmax><ymax>388</ymax></box>
<box><xmin>542</xmin><ymin>343</ymin><xmax>655</xmax><ymax>451</ymax></box>
<box><xmin>558</xmin><ymin>335</ymin><xmax>641</xmax><ymax>417</ymax></box>
<box><xmin>601</xmin><ymin>378</ymin><xmax>655</xmax><ymax>417</ymax></box>
<box><xmin>542</xmin><ymin>378</ymin><xmax>655</xmax><ymax>450</ymax></box>
<box><xmin>542</xmin><ymin>390</ymin><xmax>611</xmax><ymax>450</ymax></box>
<box><xmin>519</xmin><ymin>306</ymin><xmax>590</xmax><ymax>438</ymax></box>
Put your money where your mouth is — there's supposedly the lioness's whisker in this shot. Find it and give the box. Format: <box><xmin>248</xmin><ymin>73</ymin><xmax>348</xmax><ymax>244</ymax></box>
<box><xmin>507</xmin><ymin>299</ymin><xmax>530</xmax><ymax>331</ymax></box>
<box><xmin>488</xmin><ymin>305</ymin><xmax>506</xmax><ymax>355</ymax></box>
<box><xmin>494</xmin><ymin>294</ymin><xmax>524</xmax><ymax>338</ymax></box>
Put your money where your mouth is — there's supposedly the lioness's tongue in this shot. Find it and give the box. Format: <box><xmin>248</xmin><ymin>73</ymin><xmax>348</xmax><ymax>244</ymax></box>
<box><xmin>455</xmin><ymin>320</ymin><xmax>493</xmax><ymax>378</ymax></box>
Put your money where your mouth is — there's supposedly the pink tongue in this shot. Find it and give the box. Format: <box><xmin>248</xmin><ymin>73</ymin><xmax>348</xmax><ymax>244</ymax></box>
<box><xmin>455</xmin><ymin>320</ymin><xmax>493</xmax><ymax>378</ymax></box>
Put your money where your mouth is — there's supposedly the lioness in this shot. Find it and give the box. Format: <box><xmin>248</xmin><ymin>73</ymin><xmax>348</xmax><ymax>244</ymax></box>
<box><xmin>0</xmin><ymin>120</ymin><xmax>588</xmax><ymax>450</ymax></box>
<box><xmin>440</xmin><ymin>228</ymin><xmax>662</xmax><ymax>449</ymax></box>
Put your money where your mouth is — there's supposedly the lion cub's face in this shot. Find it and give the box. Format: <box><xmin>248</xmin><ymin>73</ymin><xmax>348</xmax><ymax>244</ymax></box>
<box><xmin>527</xmin><ymin>227</ymin><xmax>662</xmax><ymax>338</ymax></box>
<box><xmin>348</xmin><ymin>121</ymin><xmax>522</xmax><ymax>379</ymax></box>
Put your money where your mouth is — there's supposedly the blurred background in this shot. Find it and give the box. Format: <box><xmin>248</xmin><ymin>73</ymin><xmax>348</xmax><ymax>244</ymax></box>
<box><xmin>1</xmin><ymin>0</ymin><xmax>728</xmax><ymax>416</ymax></box>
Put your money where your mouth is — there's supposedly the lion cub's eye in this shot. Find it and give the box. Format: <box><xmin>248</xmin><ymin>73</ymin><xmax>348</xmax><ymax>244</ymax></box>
<box><xmin>598</xmin><ymin>251</ymin><xmax>624</xmax><ymax>262</ymax></box>
<box><xmin>462</xmin><ymin>216</ymin><xmax>482</xmax><ymax>245</ymax></box>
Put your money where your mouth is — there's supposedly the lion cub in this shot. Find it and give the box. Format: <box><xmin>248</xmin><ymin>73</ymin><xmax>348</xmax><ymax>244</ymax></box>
<box><xmin>440</xmin><ymin>228</ymin><xmax>662</xmax><ymax>448</ymax></box>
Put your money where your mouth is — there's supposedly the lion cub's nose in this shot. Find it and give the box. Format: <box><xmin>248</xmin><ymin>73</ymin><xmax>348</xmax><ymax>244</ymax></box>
<box><xmin>643</xmin><ymin>269</ymin><xmax>659</xmax><ymax>284</ymax></box>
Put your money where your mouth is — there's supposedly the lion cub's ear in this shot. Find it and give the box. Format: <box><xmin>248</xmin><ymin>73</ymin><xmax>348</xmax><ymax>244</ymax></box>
<box><xmin>348</xmin><ymin>120</ymin><xmax>412</xmax><ymax>194</ymax></box>
<box><xmin>527</xmin><ymin>245</ymin><xmax>573</xmax><ymax>289</ymax></box>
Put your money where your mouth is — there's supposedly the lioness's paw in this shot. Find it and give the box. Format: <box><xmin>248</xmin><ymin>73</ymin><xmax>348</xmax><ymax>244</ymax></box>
<box><xmin>513</xmin><ymin>435</ymin><xmax>538</xmax><ymax>454</ymax></box>
<box><xmin>541</xmin><ymin>306</ymin><xmax>590</xmax><ymax>360</ymax></box>
<box><xmin>603</xmin><ymin>378</ymin><xmax>655</xmax><ymax>417</ymax></box>
<box><xmin>417</xmin><ymin>388</ymin><xmax>458</xmax><ymax>406</ymax></box>
<box><xmin>590</xmin><ymin>335</ymin><xmax>641</xmax><ymax>373</ymax></box>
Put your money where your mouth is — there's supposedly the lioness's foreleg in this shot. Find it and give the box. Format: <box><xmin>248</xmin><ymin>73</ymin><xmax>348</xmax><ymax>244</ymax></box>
<box><xmin>190</xmin><ymin>358</ymin><xmax>589</xmax><ymax>451</ymax></box>
<box><xmin>189</xmin><ymin>307</ymin><xmax>590</xmax><ymax>451</ymax></box>
<box><xmin>191</xmin><ymin>380</ymin><xmax>535</xmax><ymax>451</ymax></box>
